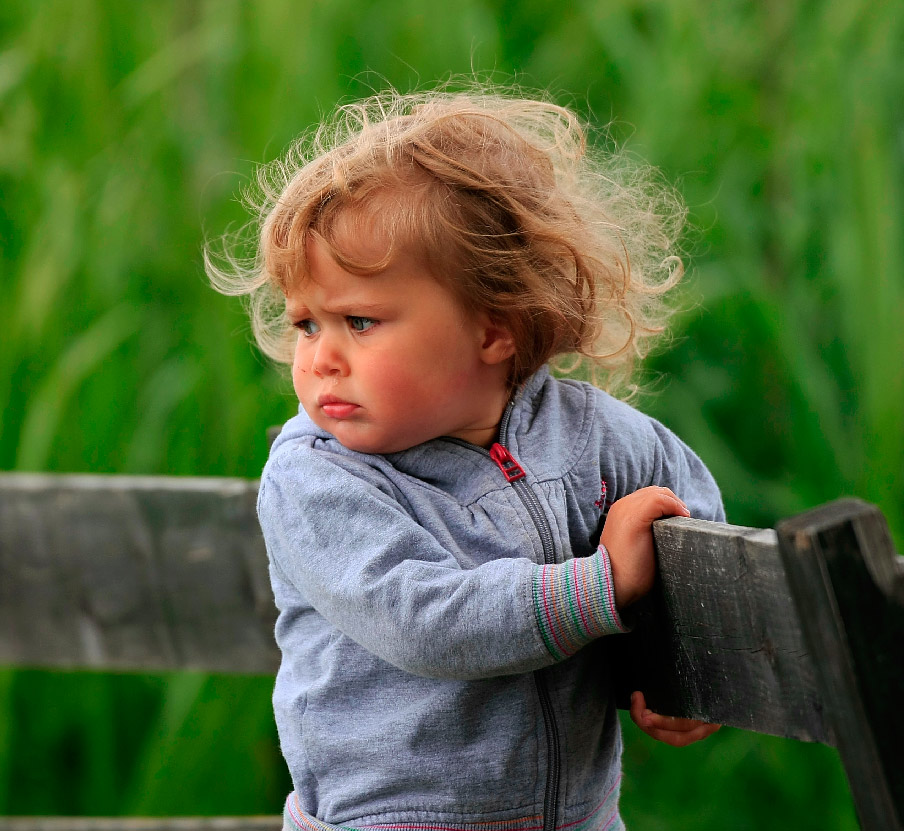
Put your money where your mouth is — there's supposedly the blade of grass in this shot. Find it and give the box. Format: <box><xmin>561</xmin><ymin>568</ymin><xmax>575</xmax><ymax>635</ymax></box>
<box><xmin>15</xmin><ymin>305</ymin><xmax>135</xmax><ymax>471</ymax></box>
<box><xmin>121</xmin><ymin>672</ymin><xmax>208</xmax><ymax>815</ymax></box>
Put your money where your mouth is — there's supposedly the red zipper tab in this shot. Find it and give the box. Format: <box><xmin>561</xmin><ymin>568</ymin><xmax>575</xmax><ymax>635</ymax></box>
<box><xmin>490</xmin><ymin>443</ymin><xmax>526</xmax><ymax>483</ymax></box>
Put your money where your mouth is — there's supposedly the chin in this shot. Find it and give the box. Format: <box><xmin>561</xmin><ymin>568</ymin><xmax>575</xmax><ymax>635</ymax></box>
<box><xmin>313</xmin><ymin>414</ymin><xmax>426</xmax><ymax>455</ymax></box>
<box><xmin>345</xmin><ymin>437</ymin><xmax>404</xmax><ymax>455</ymax></box>
<box><xmin>340</xmin><ymin>430</ymin><xmax>423</xmax><ymax>455</ymax></box>
<box><xmin>326</xmin><ymin>427</ymin><xmax>388</xmax><ymax>455</ymax></box>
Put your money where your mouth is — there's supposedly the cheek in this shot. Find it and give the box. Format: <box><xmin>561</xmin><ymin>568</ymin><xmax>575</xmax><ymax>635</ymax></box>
<box><xmin>292</xmin><ymin>346</ymin><xmax>309</xmax><ymax>398</ymax></box>
<box><xmin>374</xmin><ymin>353</ymin><xmax>465</xmax><ymax>407</ymax></box>
<box><xmin>291</xmin><ymin>371</ymin><xmax>303</xmax><ymax>402</ymax></box>
<box><xmin>358</xmin><ymin>353</ymin><xmax>422</xmax><ymax>404</ymax></box>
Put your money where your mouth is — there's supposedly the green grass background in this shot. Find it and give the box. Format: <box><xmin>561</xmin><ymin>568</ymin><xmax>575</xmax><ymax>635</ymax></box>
<box><xmin>2</xmin><ymin>0</ymin><xmax>902</xmax><ymax>827</ymax></box>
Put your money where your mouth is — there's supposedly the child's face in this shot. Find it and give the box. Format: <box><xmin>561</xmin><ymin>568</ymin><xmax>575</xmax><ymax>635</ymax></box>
<box><xmin>285</xmin><ymin>235</ymin><xmax>515</xmax><ymax>454</ymax></box>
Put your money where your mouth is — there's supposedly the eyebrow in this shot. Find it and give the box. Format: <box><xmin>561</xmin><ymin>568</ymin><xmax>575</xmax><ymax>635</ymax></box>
<box><xmin>285</xmin><ymin>302</ymin><xmax>390</xmax><ymax>319</ymax></box>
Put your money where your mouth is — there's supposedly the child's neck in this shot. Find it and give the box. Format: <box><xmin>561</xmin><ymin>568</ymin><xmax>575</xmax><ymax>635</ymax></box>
<box><xmin>442</xmin><ymin>380</ymin><xmax>513</xmax><ymax>449</ymax></box>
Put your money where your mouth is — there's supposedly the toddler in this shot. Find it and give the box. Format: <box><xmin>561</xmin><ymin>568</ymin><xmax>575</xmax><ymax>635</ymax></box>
<box><xmin>208</xmin><ymin>87</ymin><xmax>724</xmax><ymax>831</ymax></box>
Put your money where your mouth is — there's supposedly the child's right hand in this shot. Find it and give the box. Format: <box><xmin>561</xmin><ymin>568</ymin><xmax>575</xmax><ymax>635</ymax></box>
<box><xmin>630</xmin><ymin>691</ymin><xmax>721</xmax><ymax>746</ymax></box>
<box><xmin>600</xmin><ymin>486</ymin><xmax>690</xmax><ymax>609</ymax></box>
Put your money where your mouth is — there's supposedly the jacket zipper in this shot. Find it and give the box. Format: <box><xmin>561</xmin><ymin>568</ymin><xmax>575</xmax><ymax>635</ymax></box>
<box><xmin>448</xmin><ymin>402</ymin><xmax>562</xmax><ymax>831</ymax></box>
<box><xmin>495</xmin><ymin>408</ymin><xmax>561</xmax><ymax>831</ymax></box>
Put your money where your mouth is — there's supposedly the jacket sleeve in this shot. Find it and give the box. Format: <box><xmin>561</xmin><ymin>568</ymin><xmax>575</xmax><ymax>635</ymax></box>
<box><xmin>645</xmin><ymin>418</ymin><xmax>726</xmax><ymax>522</ymax></box>
<box><xmin>259</xmin><ymin>445</ymin><xmax>628</xmax><ymax>680</ymax></box>
<box><xmin>594</xmin><ymin>391</ymin><xmax>725</xmax><ymax>523</ymax></box>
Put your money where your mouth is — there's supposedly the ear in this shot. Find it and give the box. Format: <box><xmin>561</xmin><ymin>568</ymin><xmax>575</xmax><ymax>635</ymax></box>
<box><xmin>478</xmin><ymin>317</ymin><xmax>517</xmax><ymax>366</ymax></box>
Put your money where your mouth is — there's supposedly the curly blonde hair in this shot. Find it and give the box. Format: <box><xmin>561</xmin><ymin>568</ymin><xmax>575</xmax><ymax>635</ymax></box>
<box><xmin>206</xmin><ymin>85</ymin><xmax>686</xmax><ymax>393</ymax></box>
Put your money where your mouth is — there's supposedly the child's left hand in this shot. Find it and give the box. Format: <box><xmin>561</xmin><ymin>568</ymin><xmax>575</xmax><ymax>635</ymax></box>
<box><xmin>629</xmin><ymin>691</ymin><xmax>721</xmax><ymax>747</ymax></box>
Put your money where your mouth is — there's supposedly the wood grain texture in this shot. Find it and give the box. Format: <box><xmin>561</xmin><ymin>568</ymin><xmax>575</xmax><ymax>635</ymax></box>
<box><xmin>607</xmin><ymin>517</ymin><xmax>829</xmax><ymax>742</ymax></box>
<box><xmin>778</xmin><ymin>499</ymin><xmax>904</xmax><ymax>831</ymax></box>
<box><xmin>0</xmin><ymin>473</ymin><xmax>278</xmax><ymax>674</ymax></box>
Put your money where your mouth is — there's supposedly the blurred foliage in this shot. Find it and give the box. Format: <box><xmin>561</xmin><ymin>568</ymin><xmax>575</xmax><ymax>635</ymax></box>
<box><xmin>2</xmin><ymin>0</ymin><xmax>902</xmax><ymax>827</ymax></box>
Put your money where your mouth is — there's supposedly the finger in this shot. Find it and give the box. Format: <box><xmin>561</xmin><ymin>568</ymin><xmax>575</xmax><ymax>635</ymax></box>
<box><xmin>635</xmin><ymin>488</ymin><xmax>690</xmax><ymax>520</ymax></box>
<box><xmin>653</xmin><ymin>486</ymin><xmax>688</xmax><ymax>506</ymax></box>
<box><xmin>630</xmin><ymin>692</ymin><xmax>702</xmax><ymax>732</ymax></box>
<box><xmin>629</xmin><ymin>692</ymin><xmax>722</xmax><ymax>741</ymax></box>
<box><xmin>629</xmin><ymin>690</ymin><xmax>673</xmax><ymax>729</ymax></box>
<box><xmin>629</xmin><ymin>691</ymin><xmax>646</xmax><ymax>727</ymax></box>
<box><xmin>655</xmin><ymin>490</ymin><xmax>690</xmax><ymax>517</ymax></box>
<box><xmin>641</xmin><ymin>713</ymin><xmax>712</xmax><ymax>732</ymax></box>
<box><xmin>642</xmin><ymin>722</ymin><xmax>721</xmax><ymax>747</ymax></box>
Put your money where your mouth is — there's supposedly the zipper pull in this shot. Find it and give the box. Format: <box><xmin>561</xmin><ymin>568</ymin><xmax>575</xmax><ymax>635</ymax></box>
<box><xmin>490</xmin><ymin>443</ymin><xmax>526</xmax><ymax>483</ymax></box>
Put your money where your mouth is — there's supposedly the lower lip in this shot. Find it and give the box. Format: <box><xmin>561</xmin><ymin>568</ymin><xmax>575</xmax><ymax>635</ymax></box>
<box><xmin>321</xmin><ymin>402</ymin><xmax>359</xmax><ymax>418</ymax></box>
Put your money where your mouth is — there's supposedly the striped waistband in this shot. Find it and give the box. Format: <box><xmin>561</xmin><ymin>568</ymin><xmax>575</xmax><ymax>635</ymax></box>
<box><xmin>283</xmin><ymin>779</ymin><xmax>623</xmax><ymax>831</ymax></box>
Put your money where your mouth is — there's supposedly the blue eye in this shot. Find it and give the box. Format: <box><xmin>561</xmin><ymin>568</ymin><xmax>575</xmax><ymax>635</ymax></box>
<box><xmin>348</xmin><ymin>316</ymin><xmax>377</xmax><ymax>333</ymax></box>
<box><xmin>295</xmin><ymin>319</ymin><xmax>320</xmax><ymax>337</ymax></box>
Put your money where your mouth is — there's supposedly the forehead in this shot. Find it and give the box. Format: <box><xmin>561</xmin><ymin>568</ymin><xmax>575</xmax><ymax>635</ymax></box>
<box><xmin>285</xmin><ymin>236</ymin><xmax>381</xmax><ymax>308</ymax></box>
<box><xmin>284</xmin><ymin>233</ymin><xmax>455</xmax><ymax>315</ymax></box>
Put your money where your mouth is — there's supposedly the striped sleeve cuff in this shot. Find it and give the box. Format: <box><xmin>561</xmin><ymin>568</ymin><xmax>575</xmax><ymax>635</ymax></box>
<box><xmin>532</xmin><ymin>544</ymin><xmax>629</xmax><ymax>661</ymax></box>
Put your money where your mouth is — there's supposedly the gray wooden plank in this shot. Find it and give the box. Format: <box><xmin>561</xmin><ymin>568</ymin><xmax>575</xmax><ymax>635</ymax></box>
<box><xmin>0</xmin><ymin>473</ymin><xmax>278</xmax><ymax>674</ymax></box>
<box><xmin>607</xmin><ymin>516</ymin><xmax>829</xmax><ymax>742</ymax></box>
<box><xmin>2</xmin><ymin>473</ymin><xmax>832</xmax><ymax>743</ymax></box>
<box><xmin>778</xmin><ymin>499</ymin><xmax>903</xmax><ymax>831</ymax></box>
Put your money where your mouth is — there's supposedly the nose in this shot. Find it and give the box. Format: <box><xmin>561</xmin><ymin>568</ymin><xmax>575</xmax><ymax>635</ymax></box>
<box><xmin>310</xmin><ymin>332</ymin><xmax>348</xmax><ymax>378</ymax></box>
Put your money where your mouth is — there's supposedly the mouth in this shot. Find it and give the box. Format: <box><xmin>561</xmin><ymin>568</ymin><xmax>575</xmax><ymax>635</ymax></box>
<box><xmin>317</xmin><ymin>394</ymin><xmax>360</xmax><ymax>419</ymax></box>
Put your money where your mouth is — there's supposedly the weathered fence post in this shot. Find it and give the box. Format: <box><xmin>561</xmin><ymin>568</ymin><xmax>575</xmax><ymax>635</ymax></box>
<box><xmin>778</xmin><ymin>499</ymin><xmax>904</xmax><ymax>831</ymax></box>
<box><xmin>606</xmin><ymin>518</ymin><xmax>829</xmax><ymax>741</ymax></box>
<box><xmin>606</xmin><ymin>501</ymin><xmax>903</xmax><ymax>831</ymax></box>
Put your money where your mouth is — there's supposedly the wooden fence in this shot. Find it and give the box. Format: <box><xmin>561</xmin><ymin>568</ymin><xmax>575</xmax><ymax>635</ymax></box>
<box><xmin>0</xmin><ymin>473</ymin><xmax>901</xmax><ymax>830</ymax></box>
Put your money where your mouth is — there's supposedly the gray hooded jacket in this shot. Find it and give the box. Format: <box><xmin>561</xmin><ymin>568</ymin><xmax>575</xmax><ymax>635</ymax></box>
<box><xmin>259</xmin><ymin>367</ymin><xmax>725</xmax><ymax>831</ymax></box>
